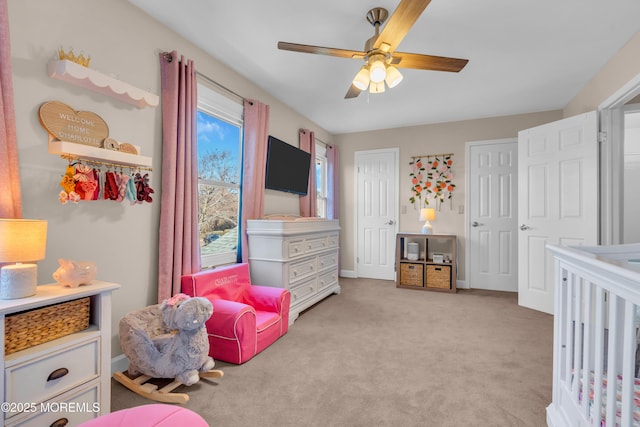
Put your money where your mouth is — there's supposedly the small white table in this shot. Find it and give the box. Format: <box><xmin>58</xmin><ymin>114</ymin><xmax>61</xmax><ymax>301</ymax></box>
<box><xmin>0</xmin><ymin>281</ymin><xmax>120</xmax><ymax>427</ymax></box>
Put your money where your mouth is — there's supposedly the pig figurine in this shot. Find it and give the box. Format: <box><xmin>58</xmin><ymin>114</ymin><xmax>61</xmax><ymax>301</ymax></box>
<box><xmin>52</xmin><ymin>259</ymin><xmax>97</xmax><ymax>287</ymax></box>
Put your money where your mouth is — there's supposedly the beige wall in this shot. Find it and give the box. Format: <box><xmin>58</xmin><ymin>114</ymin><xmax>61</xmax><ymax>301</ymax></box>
<box><xmin>333</xmin><ymin>110</ymin><xmax>562</xmax><ymax>280</ymax></box>
<box><xmin>564</xmin><ymin>32</ymin><xmax>640</xmax><ymax>117</ymax></box>
<box><xmin>8</xmin><ymin>0</ymin><xmax>332</xmax><ymax>358</ymax></box>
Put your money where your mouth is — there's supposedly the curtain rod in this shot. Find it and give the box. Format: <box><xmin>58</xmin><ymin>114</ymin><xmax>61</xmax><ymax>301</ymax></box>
<box><xmin>160</xmin><ymin>51</ymin><xmax>249</xmax><ymax>105</ymax></box>
<box><xmin>195</xmin><ymin>70</ymin><xmax>248</xmax><ymax>104</ymax></box>
<box><xmin>410</xmin><ymin>153</ymin><xmax>454</xmax><ymax>160</ymax></box>
<box><xmin>301</xmin><ymin>130</ymin><xmax>331</xmax><ymax>148</ymax></box>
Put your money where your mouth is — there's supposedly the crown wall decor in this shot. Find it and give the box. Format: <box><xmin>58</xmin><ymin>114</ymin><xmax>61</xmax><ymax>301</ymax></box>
<box><xmin>57</xmin><ymin>47</ymin><xmax>91</xmax><ymax>67</ymax></box>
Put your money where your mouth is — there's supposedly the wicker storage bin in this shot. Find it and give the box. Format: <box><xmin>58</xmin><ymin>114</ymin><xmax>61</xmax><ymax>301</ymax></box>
<box><xmin>4</xmin><ymin>297</ymin><xmax>90</xmax><ymax>355</ymax></box>
<box><xmin>400</xmin><ymin>263</ymin><xmax>423</xmax><ymax>287</ymax></box>
<box><xmin>426</xmin><ymin>265</ymin><xmax>451</xmax><ymax>289</ymax></box>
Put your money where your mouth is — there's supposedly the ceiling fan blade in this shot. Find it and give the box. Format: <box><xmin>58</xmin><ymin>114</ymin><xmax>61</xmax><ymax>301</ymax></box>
<box><xmin>345</xmin><ymin>84</ymin><xmax>362</xmax><ymax>99</ymax></box>
<box><xmin>392</xmin><ymin>52</ymin><xmax>468</xmax><ymax>72</ymax></box>
<box><xmin>278</xmin><ymin>42</ymin><xmax>366</xmax><ymax>59</ymax></box>
<box><xmin>373</xmin><ymin>0</ymin><xmax>432</xmax><ymax>52</ymax></box>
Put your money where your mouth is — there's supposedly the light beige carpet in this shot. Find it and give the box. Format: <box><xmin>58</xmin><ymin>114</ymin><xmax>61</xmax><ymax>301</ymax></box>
<box><xmin>111</xmin><ymin>277</ymin><xmax>553</xmax><ymax>427</ymax></box>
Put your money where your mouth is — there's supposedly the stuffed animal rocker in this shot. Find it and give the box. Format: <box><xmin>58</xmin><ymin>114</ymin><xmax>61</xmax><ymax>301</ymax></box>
<box><xmin>113</xmin><ymin>294</ymin><xmax>223</xmax><ymax>404</ymax></box>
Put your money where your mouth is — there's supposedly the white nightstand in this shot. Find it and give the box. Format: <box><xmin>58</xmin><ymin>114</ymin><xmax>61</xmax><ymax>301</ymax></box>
<box><xmin>0</xmin><ymin>281</ymin><xmax>120</xmax><ymax>427</ymax></box>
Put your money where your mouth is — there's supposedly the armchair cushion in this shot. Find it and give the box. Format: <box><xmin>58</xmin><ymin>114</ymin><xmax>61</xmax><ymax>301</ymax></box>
<box><xmin>181</xmin><ymin>263</ymin><xmax>290</xmax><ymax>364</ymax></box>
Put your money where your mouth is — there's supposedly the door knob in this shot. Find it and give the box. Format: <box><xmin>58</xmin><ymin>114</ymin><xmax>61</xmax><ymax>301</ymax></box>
<box><xmin>520</xmin><ymin>224</ymin><xmax>531</xmax><ymax>231</ymax></box>
<box><xmin>385</xmin><ymin>220</ymin><xmax>395</xmax><ymax>225</ymax></box>
<box><xmin>471</xmin><ymin>221</ymin><xmax>480</xmax><ymax>227</ymax></box>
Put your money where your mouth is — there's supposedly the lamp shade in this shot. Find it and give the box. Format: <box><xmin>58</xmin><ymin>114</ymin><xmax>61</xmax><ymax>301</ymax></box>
<box><xmin>369</xmin><ymin>60</ymin><xmax>386</xmax><ymax>83</ymax></box>
<box><xmin>369</xmin><ymin>81</ymin><xmax>385</xmax><ymax>94</ymax></box>
<box><xmin>385</xmin><ymin>66</ymin><xmax>403</xmax><ymax>88</ymax></box>
<box><xmin>419</xmin><ymin>208</ymin><xmax>436</xmax><ymax>222</ymax></box>
<box><xmin>0</xmin><ymin>219</ymin><xmax>48</xmax><ymax>263</ymax></box>
<box><xmin>353</xmin><ymin>66</ymin><xmax>370</xmax><ymax>91</ymax></box>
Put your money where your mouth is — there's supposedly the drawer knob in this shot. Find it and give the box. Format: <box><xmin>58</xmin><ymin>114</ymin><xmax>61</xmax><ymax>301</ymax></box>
<box><xmin>50</xmin><ymin>418</ymin><xmax>69</xmax><ymax>427</ymax></box>
<box><xmin>47</xmin><ymin>367</ymin><xmax>69</xmax><ymax>381</ymax></box>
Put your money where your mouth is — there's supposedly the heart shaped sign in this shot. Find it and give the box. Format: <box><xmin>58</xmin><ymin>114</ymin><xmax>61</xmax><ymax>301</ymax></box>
<box><xmin>39</xmin><ymin>101</ymin><xmax>109</xmax><ymax>147</ymax></box>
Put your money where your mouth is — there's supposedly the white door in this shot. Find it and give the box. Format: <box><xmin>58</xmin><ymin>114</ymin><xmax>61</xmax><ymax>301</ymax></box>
<box><xmin>355</xmin><ymin>149</ymin><xmax>399</xmax><ymax>280</ymax></box>
<box><xmin>467</xmin><ymin>139</ymin><xmax>518</xmax><ymax>292</ymax></box>
<box><xmin>518</xmin><ymin>111</ymin><xmax>598</xmax><ymax>314</ymax></box>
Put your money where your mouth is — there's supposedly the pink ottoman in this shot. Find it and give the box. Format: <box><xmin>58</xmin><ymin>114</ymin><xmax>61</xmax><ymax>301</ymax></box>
<box><xmin>78</xmin><ymin>404</ymin><xmax>208</xmax><ymax>426</ymax></box>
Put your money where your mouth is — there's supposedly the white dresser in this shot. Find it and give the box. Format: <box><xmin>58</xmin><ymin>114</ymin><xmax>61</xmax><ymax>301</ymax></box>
<box><xmin>247</xmin><ymin>219</ymin><xmax>340</xmax><ymax>325</ymax></box>
<box><xmin>0</xmin><ymin>281</ymin><xmax>120</xmax><ymax>427</ymax></box>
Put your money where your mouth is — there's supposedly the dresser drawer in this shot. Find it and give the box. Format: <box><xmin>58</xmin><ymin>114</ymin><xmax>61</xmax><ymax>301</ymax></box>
<box><xmin>289</xmin><ymin>276</ymin><xmax>317</xmax><ymax>306</ymax></box>
<box><xmin>305</xmin><ymin>236</ymin><xmax>328</xmax><ymax>253</ymax></box>
<box><xmin>317</xmin><ymin>269</ymin><xmax>338</xmax><ymax>292</ymax></box>
<box><xmin>6</xmin><ymin>381</ymin><xmax>100</xmax><ymax>427</ymax></box>
<box><xmin>318</xmin><ymin>251</ymin><xmax>338</xmax><ymax>272</ymax></box>
<box><xmin>287</xmin><ymin>239</ymin><xmax>306</xmax><ymax>258</ymax></box>
<box><xmin>288</xmin><ymin>257</ymin><xmax>316</xmax><ymax>282</ymax></box>
<box><xmin>327</xmin><ymin>233</ymin><xmax>339</xmax><ymax>248</ymax></box>
<box><xmin>5</xmin><ymin>338</ymin><xmax>99</xmax><ymax>408</ymax></box>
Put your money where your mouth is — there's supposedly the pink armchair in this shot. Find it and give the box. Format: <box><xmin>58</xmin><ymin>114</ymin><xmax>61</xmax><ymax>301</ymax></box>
<box><xmin>181</xmin><ymin>263</ymin><xmax>290</xmax><ymax>364</ymax></box>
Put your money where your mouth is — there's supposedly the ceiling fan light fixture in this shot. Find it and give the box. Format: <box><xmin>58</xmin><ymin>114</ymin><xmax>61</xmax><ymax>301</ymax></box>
<box><xmin>369</xmin><ymin>59</ymin><xmax>386</xmax><ymax>83</ymax></box>
<box><xmin>369</xmin><ymin>80</ymin><xmax>385</xmax><ymax>94</ymax></box>
<box><xmin>385</xmin><ymin>66</ymin><xmax>403</xmax><ymax>88</ymax></box>
<box><xmin>353</xmin><ymin>66</ymin><xmax>370</xmax><ymax>91</ymax></box>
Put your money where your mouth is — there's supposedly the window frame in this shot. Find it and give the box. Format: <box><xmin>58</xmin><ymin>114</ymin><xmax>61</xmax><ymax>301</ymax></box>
<box><xmin>315</xmin><ymin>142</ymin><xmax>328</xmax><ymax>218</ymax></box>
<box><xmin>197</xmin><ymin>82</ymin><xmax>244</xmax><ymax>269</ymax></box>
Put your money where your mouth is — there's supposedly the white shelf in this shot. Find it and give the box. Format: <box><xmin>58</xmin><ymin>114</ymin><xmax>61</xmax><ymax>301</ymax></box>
<box><xmin>47</xmin><ymin>60</ymin><xmax>159</xmax><ymax>109</ymax></box>
<box><xmin>48</xmin><ymin>138</ymin><xmax>152</xmax><ymax>168</ymax></box>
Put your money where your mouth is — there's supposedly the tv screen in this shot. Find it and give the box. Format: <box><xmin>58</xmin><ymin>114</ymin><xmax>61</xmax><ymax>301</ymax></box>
<box><xmin>265</xmin><ymin>135</ymin><xmax>311</xmax><ymax>195</ymax></box>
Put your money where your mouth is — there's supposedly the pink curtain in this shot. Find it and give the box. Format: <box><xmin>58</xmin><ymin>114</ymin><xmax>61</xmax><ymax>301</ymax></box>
<box><xmin>240</xmin><ymin>99</ymin><xmax>269</xmax><ymax>262</ymax></box>
<box><xmin>326</xmin><ymin>144</ymin><xmax>339</xmax><ymax>220</ymax></box>
<box><xmin>0</xmin><ymin>0</ymin><xmax>22</xmax><ymax>218</ymax></box>
<box><xmin>299</xmin><ymin>129</ymin><xmax>317</xmax><ymax>217</ymax></box>
<box><xmin>157</xmin><ymin>51</ymin><xmax>199</xmax><ymax>302</ymax></box>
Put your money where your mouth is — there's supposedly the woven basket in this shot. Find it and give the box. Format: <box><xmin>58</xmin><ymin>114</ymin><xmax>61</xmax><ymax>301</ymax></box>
<box><xmin>426</xmin><ymin>265</ymin><xmax>451</xmax><ymax>289</ymax></box>
<box><xmin>400</xmin><ymin>263</ymin><xmax>423</xmax><ymax>287</ymax></box>
<box><xmin>4</xmin><ymin>297</ymin><xmax>90</xmax><ymax>355</ymax></box>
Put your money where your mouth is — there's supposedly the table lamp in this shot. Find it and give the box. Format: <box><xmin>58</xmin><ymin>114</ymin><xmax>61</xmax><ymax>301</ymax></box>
<box><xmin>0</xmin><ymin>219</ymin><xmax>48</xmax><ymax>299</ymax></box>
<box><xmin>420</xmin><ymin>208</ymin><xmax>436</xmax><ymax>234</ymax></box>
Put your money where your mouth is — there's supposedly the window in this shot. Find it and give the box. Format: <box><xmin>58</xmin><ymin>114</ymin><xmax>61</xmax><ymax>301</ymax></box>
<box><xmin>197</xmin><ymin>83</ymin><xmax>243</xmax><ymax>268</ymax></box>
<box><xmin>315</xmin><ymin>142</ymin><xmax>327</xmax><ymax>218</ymax></box>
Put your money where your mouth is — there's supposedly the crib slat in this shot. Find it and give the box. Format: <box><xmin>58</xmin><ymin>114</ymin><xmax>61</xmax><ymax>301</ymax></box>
<box><xmin>564</xmin><ymin>271</ymin><xmax>576</xmax><ymax>388</ymax></box>
<box><xmin>552</xmin><ymin>264</ymin><xmax>569</xmax><ymax>408</ymax></box>
<box><xmin>581</xmin><ymin>280</ymin><xmax>593</xmax><ymax>420</ymax></box>
<box><xmin>606</xmin><ymin>295</ymin><xmax>622</xmax><ymax>427</ymax></box>
<box><xmin>572</xmin><ymin>275</ymin><xmax>583</xmax><ymax>403</ymax></box>
<box><xmin>592</xmin><ymin>287</ymin><xmax>605</xmax><ymax>427</ymax></box>
<box><xmin>621</xmin><ymin>300</ymin><xmax>636</xmax><ymax>427</ymax></box>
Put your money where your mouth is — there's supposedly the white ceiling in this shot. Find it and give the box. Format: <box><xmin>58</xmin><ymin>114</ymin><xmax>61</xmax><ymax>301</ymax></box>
<box><xmin>128</xmin><ymin>0</ymin><xmax>640</xmax><ymax>135</ymax></box>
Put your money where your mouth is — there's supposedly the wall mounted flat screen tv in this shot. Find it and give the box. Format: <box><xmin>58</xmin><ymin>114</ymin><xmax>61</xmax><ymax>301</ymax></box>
<box><xmin>265</xmin><ymin>135</ymin><xmax>311</xmax><ymax>195</ymax></box>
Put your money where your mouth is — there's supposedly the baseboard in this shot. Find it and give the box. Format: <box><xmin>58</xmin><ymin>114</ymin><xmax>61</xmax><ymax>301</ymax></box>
<box><xmin>111</xmin><ymin>353</ymin><xmax>129</xmax><ymax>375</ymax></box>
<box><xmin>456</xmin><ymin>280</ymin><xmax>468</xmax><ymax>289</ymax></box>
<box><xmin>340</xmin><ymin>270</ymin><xmax>356</xmax><ymax>278</ymax></box>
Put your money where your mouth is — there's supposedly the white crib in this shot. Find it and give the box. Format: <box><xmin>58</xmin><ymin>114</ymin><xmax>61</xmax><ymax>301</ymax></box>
<box><xmin>547</xmin><ymin>243</ymin><xmax>640</xmax><ymax>427</ymax></box>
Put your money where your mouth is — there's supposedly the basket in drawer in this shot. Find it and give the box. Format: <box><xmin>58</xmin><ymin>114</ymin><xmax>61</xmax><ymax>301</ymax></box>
<box><xmin>4</xmin><ymin>297</ymin><xmax>90</xmax><ymax>355</ymax></box>
<box><xmin>400</xmin><ymin>263</ymin><xmax>423</xmax><ymax>287</ymax></box>
<box><xmin>426</xmin><ymin>265</ymin><xmax>451</xmax><ymax>289</ymax></box>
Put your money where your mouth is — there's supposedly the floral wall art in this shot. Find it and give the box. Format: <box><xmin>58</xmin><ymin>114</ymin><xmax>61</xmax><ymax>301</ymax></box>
<box><xmin>409</xmin><ymin>153</ymin><xmax>455</xmax><ymax>209</ymax></box>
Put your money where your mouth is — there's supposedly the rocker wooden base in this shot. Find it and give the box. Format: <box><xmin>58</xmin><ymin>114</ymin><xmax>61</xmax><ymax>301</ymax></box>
<box><xmin>113</xmin><ymin>370</ymin><xmax>224</xmax><ymax>404</ymax></box>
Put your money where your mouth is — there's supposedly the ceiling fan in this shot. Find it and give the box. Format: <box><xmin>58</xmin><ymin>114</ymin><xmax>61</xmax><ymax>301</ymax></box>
<box><xmin>277</xmin><ymin>0</ymin><xmax>469</xmax><ymax>99</ymax></box>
